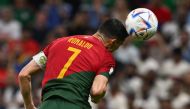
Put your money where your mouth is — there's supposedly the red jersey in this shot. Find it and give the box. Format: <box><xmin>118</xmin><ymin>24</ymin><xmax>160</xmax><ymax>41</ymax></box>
<box><xmin>39</xmin><ymin>35</ymin><xmax>115</xmax><ymax>108</ymax></box>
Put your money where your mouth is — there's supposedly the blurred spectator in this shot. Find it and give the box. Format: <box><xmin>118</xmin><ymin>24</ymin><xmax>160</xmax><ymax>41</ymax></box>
<box><xmin>20</xmin><ymin>28</ymin><xmax>40</xmax><ymax>57</ymax></box>
<box><xmin>3</xmin><ymin>85</ymin><xmax>20</xmax><ymax>109</ymax></box>
<box><xmin>134</xmin><ymin>80</ymin><xmax>160</xmax><ymax>109</ymax></box>
<box><xmin>27</xmin><ymin>0</ymin><xmax>45</xmax><ymax>9</ymax></box>
<box><xmin>0</xmin><ymin>52</ymin><xmax>8</xmax><ymax>90</ymax></box>
<box><xmin>64</xmin><ymin>0</ymin><xmax>82</xmax><ymax>19</ymax></box>
<box><xmin>153</xmin><ymin>76</ymin><xmax>173</xmax><ymax>100</ymax></box>
<box><xmin>118</xmin><ymin>63</ymin><xmax>142</xmax><ymax>97</ymax></box>
<box><xmin>114</xmin><ymin>42</ymin><xmax>139</xmax><ymax>64</ymax></box>
<box><xmin>163</xmin><ymin>0</ymin><xmax>177</xmax><ymax>12</ymax></box>
<box><xmin>0</xmin><ymin>0</ymin><xmax>12</xmax><ymax>7</ymax></box>
<box><xmin>127</xmin><ymin>0</ymin><xmax>149</xmax><ymax>10</ymax></box>
<box><xmin>52</xmin><ymin>25</ymin><xmax>68</xmax><ymax>38</ymax></box>
<box><xmin>7</xmin><ymin>28</ymin><xmax>38</xmax><ymax>74</ymax></box>
<box><xmin>14</xmin><ymin>0</ymin><xmax>34</xmax><ymax>28</ymax></box>
<box><xmin>182</xmin><ymin>72</ymin><xmax>190</xmax><ymax>105</ymax></box>
<box><xmin>3</xmin><ymin>63</ymin><xmax>19</xmax><ymax>109</ymax></box>
<box><xmin>32</xmin><ymin>11</ymin><xmax>48</xmax><ymax>45</ymax></box>
<box><xmin>114</xmin><ymin>39</ymin><xmax>140</xmax><ymax>65</ymax></box>
<box><xmin>147</xmin><ymin>33</ymin><xmax>171</xmax><ymax>62</ymax></box>
<box><xmin>136</xmin><ymin>43</ymin><xmax>159</xmax><ymax>76</ymax></box>
<box><xmin>67</xmin><ymin>9</ymin><xmax>90</xmax><ymax>35</ymax></box>
<box><xmin>145</xmin><ymin>0</ymin><xmax>172</xmax><ymax>27</ymax></box>
<box><xmin>84</xmin><ymin>0</ymin><xmax>107</xmax><ymax>29</ymax></box>
<box><xmin>104</xmin><ymin>0</ymin><xmax>115</xmax><ymax>9</ymax></box>
<box><xmin>159</xmin><ymin>98</ymin><xmax>173</xmax><ymax>109</ymax></box>
<box><xmin>183</xmin><ymin>72</ymin><xmax>190</xmax><ymax>92</ymax></box>
<box><xmin>0</xmin><ymin>7</ymin><xmax>22</xmax><ymax>40</ymax></box>
<box><xmin>169</xmin><ymin>79</ymin><xmax>190</xmax><ymax>109</ymax></box>
<box><xmin>0</xmin><ymin>92</ymin><xmax>6</xmax><ymax>109</ymax></box>
<box><xmin>41</xmin><ymin>0</ymin><xmax>72</xmax><ymax>30</ymax></box>
<box><xmin>161</xmin><ymin>1</ymin><xmax>189</xmax><ymax>45</ymax></box>
<box><xmin>112</xmin><ymin>0</ymin><xmax>129</xmax><ymax>23</ymax></box>
<box><xmin>127</xmin><ymin>93</ymin><xmax>135</xmax><ymax>109</ymax></box>
<box><xmin>160</xmin><ymin>47</ymin><xmax>190</xmax><ymax>77</ymax></box>
<box><xmin>161</xmin><ymin>22</ymin><xmax>179</xmax><ymax>46</ymax></box>
<box><xmin>175</xmin><ymin>1</ymin><xmax>189</xmax><ymax>29</ymax></box>
<box><xmin>106</xmin><ymin>82</ymin><xmax>128</xmax><ymax>109</ymax></box>
<box><xmin>43</xmin><ymin>25</ymin><xmax>68</xmax><ymax>45</ymax></box>
<box><xmin>173</xmin><ymin>30</ymin><xmax>190</xmax><ymax>63</ymax></box>
<box><xmin>0</xmin><ymin>41</ymin><xmax>10</xmax><ymax>94</ymax></box>
<box><xmin>184</xmin><ymin>103</ymin><xmax>190</xmax><ymax>109</ymax></box>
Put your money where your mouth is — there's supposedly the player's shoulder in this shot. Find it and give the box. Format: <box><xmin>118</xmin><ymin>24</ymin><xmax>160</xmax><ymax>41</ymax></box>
<box><xmin>104</xmin><ymin>50</ymin><xmax>115</xmax><ymax>62</ymax></box>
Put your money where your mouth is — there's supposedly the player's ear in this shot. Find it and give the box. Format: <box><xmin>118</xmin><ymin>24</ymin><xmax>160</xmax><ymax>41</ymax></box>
<box><xmin>108</xmin><ymin>38</ymin><xmax>117</xmax><ymax>45</ymax></box>
<box><xmin>104</xmin><ymin>38</ymin><xmax>115</xmax><ymax>47</ymax></box>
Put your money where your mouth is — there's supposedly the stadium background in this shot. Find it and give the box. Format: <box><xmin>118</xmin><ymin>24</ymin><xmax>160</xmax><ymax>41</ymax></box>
<box><xmin>0</xmin><ymin>0</ymin><xmax>190</xmax><ymax>109</ymax></box>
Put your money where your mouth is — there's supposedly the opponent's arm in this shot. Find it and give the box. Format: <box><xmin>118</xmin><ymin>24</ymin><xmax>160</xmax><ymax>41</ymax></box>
<box><xmin>90</xmin><ymin>75</ymin><xmax>108</xmax><ymax>103</ymax></box>
<box><xmin>18</xmin><ymin>60</ymin><xmax>41</xmax><ymax>109</ymax></box>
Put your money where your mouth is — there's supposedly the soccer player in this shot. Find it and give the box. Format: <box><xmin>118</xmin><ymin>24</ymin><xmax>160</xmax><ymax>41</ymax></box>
<box><xmin>18</xmin><ymin>19</ymin><xmax>129</xmax><ymax>109</ymax></box>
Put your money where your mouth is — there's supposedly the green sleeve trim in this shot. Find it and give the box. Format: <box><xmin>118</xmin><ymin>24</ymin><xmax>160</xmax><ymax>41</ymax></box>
<box><xmin>99</xmin><ymin>72</ymin><xmax>110</xmax><ymax>79</ymax></box>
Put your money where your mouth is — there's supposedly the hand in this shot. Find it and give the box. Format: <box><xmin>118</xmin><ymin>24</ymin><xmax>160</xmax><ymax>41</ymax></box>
<box><xmin>91</xmin><ymin>98</ymin><xmax>99</xmax><ymax>104</ymax></box>
<box><xmin>91</xmin><ymin>92</ymin><xmax>106</xmax><ymax>103</ymax></box>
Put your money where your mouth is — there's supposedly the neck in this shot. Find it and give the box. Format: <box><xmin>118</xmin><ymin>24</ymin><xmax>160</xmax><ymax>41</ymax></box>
<box><xmin>93</xmin><ymin>32</ymin><xmax>112</xmax><ymax>52</ymax></box>
<box><xmin>93</xmin><ymin>32</ymin><xmax>107</xmax><ymax>44</ymax></box>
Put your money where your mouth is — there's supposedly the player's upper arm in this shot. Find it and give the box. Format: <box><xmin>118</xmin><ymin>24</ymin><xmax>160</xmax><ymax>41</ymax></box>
<box><xmin>18</xmin><ymin>60</ymin><xmax>41</xmax><ymax>78</ymax></box>
<box><xmin>91</xmin><ymin>74</ymin><xmax>108</xmax><ymax>96</ymax></box>
<box><xmin>91</xmin><ymin>52</ymin><xmax>115</xmax><ymax>96</ymax></box>
<box><xmin>91</xmin><ymin>66</ymin><xmax>114</xmax><ymax>96</ymax></box>
<box><xmin>19</xmin><ymin>50</ymin><xmax>48</xmax><ymax>78</ymax></box>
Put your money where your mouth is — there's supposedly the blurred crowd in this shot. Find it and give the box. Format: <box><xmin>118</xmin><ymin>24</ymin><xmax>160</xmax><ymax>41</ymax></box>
<box><xmin>0</xmin><ymin>0</ymin><xmax>190</xmax><ymax>109</ymax></box>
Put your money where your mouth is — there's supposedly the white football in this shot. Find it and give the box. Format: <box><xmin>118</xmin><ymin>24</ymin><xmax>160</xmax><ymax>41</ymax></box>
<box><xmin>125</xmin><ymin>8</ymin><xmax>158</xmax><ymax>41</ymax></box>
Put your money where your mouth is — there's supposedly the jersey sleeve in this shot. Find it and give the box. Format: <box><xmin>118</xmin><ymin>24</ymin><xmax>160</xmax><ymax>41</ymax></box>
<box><xmin>33</xmin><ymin>51</ymin><xmax>47</xmax><ymax>69</ymax></box>
<box><xmin>32</xmin><ymin>41</ymin><xmax>54</xmax><ymax>69</ymax></box>
<box><xmin>43</xmin><ymin>42</ymin><xmax>53</xmax><ymax>57</ymax></box>
<box><xmin>43</xmin><ymin>38</ymin><xmax>64</xmax><ymax>56</ymax></box>
<box><xmin>96</xmin><ymin>53</ymin><xmax>115</xmax><ymax>79</ymax></box>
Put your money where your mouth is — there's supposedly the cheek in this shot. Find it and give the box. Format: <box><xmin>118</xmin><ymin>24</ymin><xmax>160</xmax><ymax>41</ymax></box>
<box><xmin>113</xmin><ymin>45</ymin><xmax>118</xmax><ymax>49</ymax></box>
<box><xmin>114</xmin><ymin>43</ymin><xmax>121</xmax><ymax>49</ymax></box>
<box><xmin>108</xmin><ymin>42</ymin><xmax>122</xmax><ymax>52</ymax></box>
<box><xmin>111</xmin><ymin>45</ymin><xmax>120</xmax><ymax>51</ymax></box>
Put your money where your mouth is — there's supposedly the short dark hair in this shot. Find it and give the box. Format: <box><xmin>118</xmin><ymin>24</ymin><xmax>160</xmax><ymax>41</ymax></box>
<box><xmin>98</xmin><ymin>19</ymin><xmax>129</xmax><ymax>41</ymax></box>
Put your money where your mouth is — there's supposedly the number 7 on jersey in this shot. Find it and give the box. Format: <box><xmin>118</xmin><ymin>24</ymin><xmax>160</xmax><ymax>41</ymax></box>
<box><xmin>57</xmin><ymin>47</ymin><xmax>81</xmax><ymax>79</ymax></box>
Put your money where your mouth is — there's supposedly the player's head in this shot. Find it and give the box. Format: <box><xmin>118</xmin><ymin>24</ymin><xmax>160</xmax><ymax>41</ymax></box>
<box><xmin>97</xmin><ymin>18</ymin><xmax>129</xmax><ymax>52</ymax></box>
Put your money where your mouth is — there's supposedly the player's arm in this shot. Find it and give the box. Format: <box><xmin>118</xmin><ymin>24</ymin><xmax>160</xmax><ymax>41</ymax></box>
<box><xmin>19</xmin><ymin>51</ymin><xmax>47</xmax><ymax>109</ymax></box>
<box><xmin>90</xmin><ymin>52</ymin><xmax>115</xmax><ymax>103</ymax></box>
<box><xmin>90</xmin><ymin>75</ymin><xmax>108</xmax><ymax>103</ymax></box>
<box><xmin>18</xmin><ymin>60</ymin><xmax>40</xmax><ymax>109</ymax></box>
